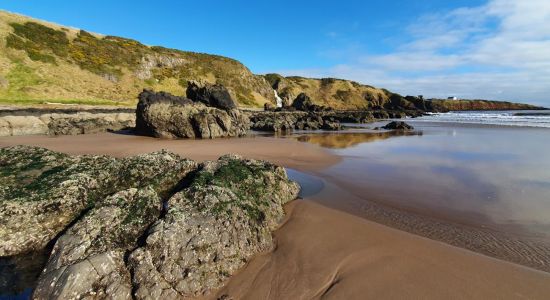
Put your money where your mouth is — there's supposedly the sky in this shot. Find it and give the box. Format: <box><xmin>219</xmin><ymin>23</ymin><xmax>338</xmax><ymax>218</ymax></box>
<box><xmin>1</xmin><ymin>0</ymin><xmax>549</xmax><ymax>105</ymax></box>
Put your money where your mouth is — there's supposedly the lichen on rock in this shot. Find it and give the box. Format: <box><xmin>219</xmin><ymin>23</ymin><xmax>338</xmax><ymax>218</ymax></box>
<box><xmin>0</xmin><ymin>146</ymin><xmax>299</xmax><ymax>299</ymax></box>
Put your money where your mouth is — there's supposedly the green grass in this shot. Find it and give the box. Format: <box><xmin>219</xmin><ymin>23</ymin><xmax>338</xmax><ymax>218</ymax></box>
<box><xmin>0</xmin><ymin>97</ymin><xmax>133</xmax><ymax>106</ymax></box>
<box><xmin>0</xmin><ymin>14</ymin><xmax>272</xmax><ymax>108</ymax></box>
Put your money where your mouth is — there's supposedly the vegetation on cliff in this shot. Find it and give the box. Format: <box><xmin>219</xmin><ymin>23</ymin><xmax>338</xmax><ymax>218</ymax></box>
<box><xmin>428</xmin><ymin>99</ymin><xmax>544</xmax><ymax>111</ymax></box>
<box><xmin>0</xmin><ymin>11</ymin><xmax>274</xmax><ymax>107</ymax></box>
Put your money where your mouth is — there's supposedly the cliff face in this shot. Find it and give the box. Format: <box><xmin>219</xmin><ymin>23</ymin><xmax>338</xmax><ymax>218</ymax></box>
<box><xmin>429</xmin><ymin>99</ymin><xmax>544</xmax><ymax>111</ymax></box>
<box><xmin>0</xmin><ymin>11</ymin><xmax>275</xmax><ymax>107</ymax></box>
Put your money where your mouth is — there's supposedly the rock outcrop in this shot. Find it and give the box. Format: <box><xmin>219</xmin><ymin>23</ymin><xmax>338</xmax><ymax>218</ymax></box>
<box><xmin>0</xmin><ymin>146</ymin><xmax>197</xmax><ymax>257</ymax></box>
<box><xmin>291</xmin><ymin>93</ymin><xmax>331</xmax><ymax>112</ymax></box>
<box><xmin>0</xmin><ymin>107</ymin><xmax>135</xmax><ymax>137</ymax></box>
<box><xmin>382</xmin><ymin>121</ymin><xmax>414</xmax><ymax>130</ymax></box>
<box><xmin>186</xmin><ymin>81</ymin><xmax>237</xmax><ymax>110</ymax></box>
<box><xmin>246</xmin><ymin>110</ymin><xmax>416</xmax><ymax>132</ymax></box>
<box><xmin>247</xmin><ymin>111</ymin><xmax>341</xmax><ymax>131</ymax></box>
<box><xmin>0</xmin><ymin>146</ymin><xmax>299</xmax><ymax>299</ymax></box>
<box><xmin>135</xmin><ymin>90</ymin><xmax>249</xmax><ymax>139</ymax></box>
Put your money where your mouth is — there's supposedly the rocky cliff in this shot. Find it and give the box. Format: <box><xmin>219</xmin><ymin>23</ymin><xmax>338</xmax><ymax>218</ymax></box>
<box><xmin>428</xmin><ymin>99</ymin><xmax>545</xmax><ymax>111</ymax></box>
<box><xmin>0</xmin><ymin>146</ymin><xmax>299</xmax><ymax>299</ymax></box>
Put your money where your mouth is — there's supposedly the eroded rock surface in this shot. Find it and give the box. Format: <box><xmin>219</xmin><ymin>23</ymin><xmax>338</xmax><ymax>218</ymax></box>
<box><xmin>135</xmin><ymin>90</ymin><xmax>249</xmax><ymax>139</ymax></box>
<box><xmin>0</xmin><ymin>108</ymin><xmax>135</xmax><ymax>137</ymax></box>
<box><xmin>0</xmin><ymin>146</ymin><xmax>299</xmax><ymax>299</ymax></box>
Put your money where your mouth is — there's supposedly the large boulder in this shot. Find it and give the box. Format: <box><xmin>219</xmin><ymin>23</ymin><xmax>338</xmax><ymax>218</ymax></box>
<box><xmin>0</xmin><ymin>146</ymin><xmax>299</xmax><ymax>299</ymax></box>
<box><xmin>186</xmin><ymin>81</ymin><xmax>237</xmax><ymax>110</ymax></box>
<box><xmin>135</xmin><ymin>90</ymin><xmax>249</xmax><ymax>139</ymax></box>
<box><xmin>128</xmin><ymin>155</ymin><xmax>299</xmax><ymax>298</ymax></box>
<box><xmin>291</xmin><ymin>93</ymin><xmax>313</xmax><ymax>111</ymax></box>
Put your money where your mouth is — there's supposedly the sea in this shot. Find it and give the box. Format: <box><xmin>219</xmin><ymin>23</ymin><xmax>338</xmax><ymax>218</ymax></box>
<box><xmin>416</xmin><ymin>110</ymin><xmax>550</xmax><ymax>128</ymax></box>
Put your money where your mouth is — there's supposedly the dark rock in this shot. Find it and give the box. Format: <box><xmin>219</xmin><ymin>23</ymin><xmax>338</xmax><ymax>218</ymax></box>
<box><xmin>186</xmin><ymin>81</ymin><xmax>237</xmax><ymax>110</ymax></box>
<box><xmin>382</xmin><ymin>121</ymin><xmax>414</xmax><ymax>130</ymax></box>
<box><xmin>264</xmin><ymin>102</ymin><xmax>276</xmax><ymax>111</ymax></box>
<box><xmin>247</xmin><ymin>111</ymin><xmax>341</xmax><ymax>132</ymax></box>
<box><xmin>135</xmin><ymin>90</ymin><xmax>249</xmax><ymax>139</ymax></box>
<box><xmin>291</xmin><ymin>93</ymin><xmax>314</xmax><ymax>111</ymax></box>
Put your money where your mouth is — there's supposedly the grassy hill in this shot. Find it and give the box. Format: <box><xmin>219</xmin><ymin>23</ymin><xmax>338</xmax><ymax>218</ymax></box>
<box><xmin>0</xmin><ymin>10</ymin><xmax>275</xmax><ymax>107</ymax></box>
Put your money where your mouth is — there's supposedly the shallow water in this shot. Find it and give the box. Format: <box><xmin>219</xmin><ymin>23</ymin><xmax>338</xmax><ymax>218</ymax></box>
<box><xmin>292</xmin><ymin>121</ymin><xmax>550</xmax><ymax>240</ymax></box>
<box><xmin>416</xmin><ymin>110</ymin><xmax>550</xmax><ymax>128</ymax></box>
<box><xmin>0</xmin><ymin>250</ymin><xmax>49</xmax><ymax>300</ymax></box>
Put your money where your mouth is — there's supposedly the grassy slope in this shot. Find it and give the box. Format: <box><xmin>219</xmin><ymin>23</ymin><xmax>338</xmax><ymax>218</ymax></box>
<box><xmin>0</xmin><ymin>10</ymin><xmax>274</xmax><ymax>107</ymax></box>
<box><xmin>264</xmin><ymin>74</ymin><xmax>391</xmax><ymax>110</ymax></box>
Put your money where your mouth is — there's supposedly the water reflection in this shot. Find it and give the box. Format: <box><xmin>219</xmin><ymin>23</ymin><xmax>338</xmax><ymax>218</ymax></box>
<box><xmin>295</xmin><ymin>123</ymin><xmax>550</xmax><ymax>239</ymax></box>
<box><xmin>294</xmin><ymin>131</ymin><xmax>422</xmax><ymax>149</ymax></box>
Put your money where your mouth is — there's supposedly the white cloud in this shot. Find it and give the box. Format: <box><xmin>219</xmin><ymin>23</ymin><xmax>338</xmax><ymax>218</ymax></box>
<box><xmin>278</xmin><ymin>0</ymin><xmax>550</xmax><ymax>105</ymax></box>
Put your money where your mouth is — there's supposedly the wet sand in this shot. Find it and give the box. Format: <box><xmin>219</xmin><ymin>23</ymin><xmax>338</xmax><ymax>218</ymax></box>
<box><xmin>0</xmin><ymin>132</ymin><xmax>340</xmax><ymax>171</ymax></box>
<box><xmin>2</xmin><ymin>132</ymin><xmax>550</xmax><ymax>298</ymax></box>
<box><xmin>212</xmin><ymin>201</ymin><xmax>550</xmax><ymax>299</ymax></box>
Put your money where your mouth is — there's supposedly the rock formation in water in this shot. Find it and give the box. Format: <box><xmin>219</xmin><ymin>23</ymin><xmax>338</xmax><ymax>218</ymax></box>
<box><xmin>0</xmin><ymin>146</ymin><xmax>299</xmax><ymax>299</ymax></box>
<box><xmin>381</xmin><ymin>121</ymin><xmax>414</xmax><ymax>130</ymax></box>
<box><xmin>246</xmin><ymin>110</ymin><xmax>416</xmax><ymax>132</ymax></box>
<box><xmin>135</xmin><ymin>89</ymin><xmax>249</xmax><ymax>139</ymax></box>
<box><xmin>247</xmin><ymin>111</ymin><xmax>341</xmax><ymax>131</ymax></box>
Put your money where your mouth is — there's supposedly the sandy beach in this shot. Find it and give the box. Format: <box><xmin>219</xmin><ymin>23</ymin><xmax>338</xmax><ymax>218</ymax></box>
<box><xmin>212</xmin><ymin>201</ymin><xmax>550</xmax><ymax>299</ymax></box>
<box><xmin>1</xmin><ymin>131</ymin><xmax>550</xmax><ymax>299</ymax></box>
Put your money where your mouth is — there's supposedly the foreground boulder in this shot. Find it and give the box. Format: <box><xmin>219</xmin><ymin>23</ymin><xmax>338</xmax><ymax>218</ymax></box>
<box><xmin>0</xmin><ymin>146</ymin><xmax>299</xmax><ymax>299</ymax></box>
<box><xmin>186</xmin><ymin>81</ymin><xmax>237</xmax><ymax>110</ymax></box>
<box><xmin>0</xmin><ymin>146</ymin><xmax>197</xmax><ymax>257</ymax></box>
<box><xmin>128</xmin><ymin>155</ymin><xmax>299</xmax><ymax>298</ymax></box>
<box><xmin>135</xmin><ymin>90</ymin><xmax>249</xmax><ymax>139</ymax></box>
<box><xmin>382</xmin><ymin>121</ymin><xmax>414</xmax><ymax>130</ymax></box>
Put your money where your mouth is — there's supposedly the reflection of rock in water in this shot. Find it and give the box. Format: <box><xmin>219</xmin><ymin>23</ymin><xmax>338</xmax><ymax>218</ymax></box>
<box><xmin>0</xmin><ymin>250</ymin><xmax>50</xmax><ymax>298</ymax></box>
<box><xmin>296</xmin><ymin>131</ymin><xmax>422</xmax><ymax>149</ymax></box>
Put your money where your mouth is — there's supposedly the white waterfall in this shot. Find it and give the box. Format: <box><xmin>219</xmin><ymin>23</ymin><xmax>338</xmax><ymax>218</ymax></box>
<box><xmin>274</xmin><ymin>89</ymin><xmax>283</xmax><ymax>108</ymax></box>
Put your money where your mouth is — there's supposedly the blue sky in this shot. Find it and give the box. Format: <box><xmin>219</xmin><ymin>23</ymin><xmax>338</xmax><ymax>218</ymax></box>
<box><xmin>2</xmin><ymin>0</ymin><xmax>549</xmax><ymax>105</ymax></box>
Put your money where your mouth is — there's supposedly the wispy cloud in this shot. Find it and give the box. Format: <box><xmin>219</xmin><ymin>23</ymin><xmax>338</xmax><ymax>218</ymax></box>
<box><xmin>277</xmin><ymin>0</ymin><xmax>550</xmax><ymax>105</ymax></box>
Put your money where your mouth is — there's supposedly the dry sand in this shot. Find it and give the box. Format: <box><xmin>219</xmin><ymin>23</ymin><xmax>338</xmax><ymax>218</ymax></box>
<box><xmin>1</xmin><ymin>132</ymin><xmax>549</xmax><ymax>299</ymax></box>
